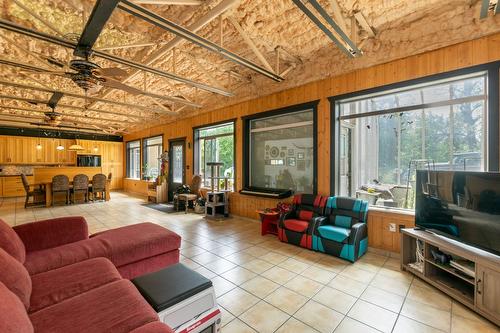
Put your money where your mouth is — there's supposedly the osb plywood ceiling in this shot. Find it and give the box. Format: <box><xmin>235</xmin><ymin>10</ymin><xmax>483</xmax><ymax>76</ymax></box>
<box><xmin>0</xmin><ymin>0</ymin><xmax>499</xmax><ymax>135</ymax></box>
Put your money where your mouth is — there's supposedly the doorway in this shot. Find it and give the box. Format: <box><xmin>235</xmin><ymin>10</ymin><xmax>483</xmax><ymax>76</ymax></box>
<box><xmin>168</xmin><ymin>138</ymin><xmax>186</xmax><ymax>201</ymax></box>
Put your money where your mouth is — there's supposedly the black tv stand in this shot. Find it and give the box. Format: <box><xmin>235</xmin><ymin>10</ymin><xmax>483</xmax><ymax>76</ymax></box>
<box><xmin>401</xmin><ymin>228</ymin><xmax>500</xmax><ymax>326</ymax></box>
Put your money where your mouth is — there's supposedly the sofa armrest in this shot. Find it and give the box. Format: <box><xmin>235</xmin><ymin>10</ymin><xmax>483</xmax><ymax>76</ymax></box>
<box><xmin>348</xmin><ymin>222</ymin><xmax>367</xmax><ymax>245</ymax></box>
<box><xmin>311</xmin><ymin>216</ymin><xmax>327</xmax><ymax>235</ymax></box>
<box><xmin>279</xmin><ymin>210</ymin><xmax>296</xmax><ymax>227</ymax></box>
<box><xmin>13</xmin><ymin>216</ymin><xmax>89</xmax><ymax>252</ymax></box>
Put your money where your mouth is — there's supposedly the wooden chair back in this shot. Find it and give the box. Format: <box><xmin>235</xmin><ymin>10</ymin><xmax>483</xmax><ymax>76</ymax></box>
<box><xmin>21</xmin><ymin>174</ymin><xmax>30</xmax><ymax>193</ymax></box>
<box><xmin>73</xmin><ymin>174</ymin><xmax>89</xmax><ymax>191</ymax></box>
<box><xmin>52</xmin><ymin>175</ymin><xmax>69</xmax><ymax>191</ymax></box>
<box><xmin>92</xmin><ymin>174</ymin><xmax>107</xmax><ymax>191</ymax></box>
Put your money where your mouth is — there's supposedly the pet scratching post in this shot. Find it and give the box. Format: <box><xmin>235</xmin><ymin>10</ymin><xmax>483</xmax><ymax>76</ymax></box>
<box><xmin>205</xmin><ymin>162</ymin><xmax>229</xmax><ymax>218</ymax></box>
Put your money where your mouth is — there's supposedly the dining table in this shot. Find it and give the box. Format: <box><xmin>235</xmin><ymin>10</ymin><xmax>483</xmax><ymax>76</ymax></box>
<box><xmin>32</xmin><ymin>179</ymin><xmax>111</xmax><ymax>207</ymax></box>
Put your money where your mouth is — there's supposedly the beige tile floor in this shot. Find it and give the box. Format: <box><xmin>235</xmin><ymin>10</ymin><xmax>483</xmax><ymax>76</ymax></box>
<box><xmin>2</xmin><ymin>191</ymin><xmax>499</xmax><ymax>333</ymax></box>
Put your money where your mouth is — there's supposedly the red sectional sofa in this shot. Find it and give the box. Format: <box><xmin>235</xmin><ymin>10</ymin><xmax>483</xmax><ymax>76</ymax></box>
<box><xmin>0</xmin><ymin>216</ymin><xmax>181</xmax><ymax>333</ymax></box>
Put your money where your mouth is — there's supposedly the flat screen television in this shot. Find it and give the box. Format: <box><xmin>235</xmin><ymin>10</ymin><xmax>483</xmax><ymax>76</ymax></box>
<box><xmin>415</xmin><ymin>170</ymin><xmax>500</xmax><ymax>256</ymax></box>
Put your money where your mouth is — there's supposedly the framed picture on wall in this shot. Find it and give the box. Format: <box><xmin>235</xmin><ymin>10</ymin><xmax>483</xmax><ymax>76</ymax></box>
<box><xmin>287</xmin><ymin>157</ymin><xmax>296</xmax><ymax>166</ymax></box>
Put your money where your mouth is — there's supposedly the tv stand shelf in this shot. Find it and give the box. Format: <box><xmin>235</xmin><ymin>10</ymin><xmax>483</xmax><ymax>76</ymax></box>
<box><xmin>401</xmin><ymin>228</ymin><xmax>500</xmax><ymax>326</ymax></box>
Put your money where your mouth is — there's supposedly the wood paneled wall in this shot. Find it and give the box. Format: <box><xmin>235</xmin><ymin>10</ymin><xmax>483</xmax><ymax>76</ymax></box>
<box><xmin>124</xmin><ymin>33</ymin><xmax>500</xmax><ymax>243</ymax></box>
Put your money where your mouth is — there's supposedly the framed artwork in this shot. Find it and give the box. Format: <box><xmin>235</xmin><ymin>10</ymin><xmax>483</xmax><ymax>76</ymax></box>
<box><xmin>287</xmin><ymin>157</ymin><xmax>296</xmax><ymax>166</ymax></box>
<box><xmin>297</xmin><ymin>152</ymin><xmax>305</xmax><ymax>159</ymax></box>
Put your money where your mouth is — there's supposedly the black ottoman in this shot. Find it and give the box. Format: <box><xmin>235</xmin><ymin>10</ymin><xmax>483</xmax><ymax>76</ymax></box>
<box><xmin>132</xmin><ymin>264</ymin><xmax>221</xmax><ymax>332</ymax></box>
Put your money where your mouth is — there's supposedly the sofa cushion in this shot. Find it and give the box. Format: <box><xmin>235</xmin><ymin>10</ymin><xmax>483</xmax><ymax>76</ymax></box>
<box><xmin>0</xmin><ymin>282</ymin><xmax>34</xmax><ymax>333</ymax></box>
<box><xmin>30</xmin><ymin>280</ymin><xmax>160</xmax><ymax>333</ymax></box>
<box><xmin>0</xmin><ymin>248</ymin><xmax>31</xmax><ymax>309</ymax></box>
<box><xmin>0</xmin><ymin>218</ymin><xmax>26</xmax><ymax>263</ymax></box>
<box><xmin>318</xmin><ymin>225</ymin><xmax>351</xmax><ymax>243</ymax></box>
<box><xmin>284</xmin><ymin>219</ymin><xmax>310</xmax><ymax>233</ymax></box>
<box><xmin>24</xmin><ymin>223</ymin><xmax>181</xmax><ymax>275</ymax></box>
<box><xmin>30</xmin><ymin>258</ymin><xmax>121</xmax><ymax>313</ymax></box>
<box><xmin>13</xmin><ymin>216</ymin><xmax>88</xmax><ymax>252</ymax></box>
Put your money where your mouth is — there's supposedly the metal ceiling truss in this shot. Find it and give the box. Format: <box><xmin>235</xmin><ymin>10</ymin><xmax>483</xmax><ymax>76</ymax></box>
<box><xmin>0</xmin><ymin>104</ymin><xmax>131</xmax><ymax>126</ymax></box>
<box><xmin>74</xmin><ymin>0</ymin><xmax>121</xmax><ymax>57</ymax></box>
<box><xmin>0</xmin><ymin>94</ymin><xmax>146</xmax><ymax>121</ymax></box>
<box><xmin>0</xmin><ymin>19</ymin><xmax>233</xmax><ymax>97</ymax></box>
<box><xmin>2</xmin><ymin>58</ymin><xmax>201</xmax><ymax>108</ymax></box>
<box><xmin>0</xmin><ymin>114</ymin><xmax>111</xmax><ymax>133</ymax></box>
<box><xmin>480</xmin><ymin>0</ymin><xmax>500</xmax><ymax>18</ymax></box>
<box><xmin>117</xmin><ymin>0</ymin><xmax>284</xmax><ymax>82</ymax></box>
<box><xmin>292</xmin><ymin>0</ymin><xmax>361</xmax><ymax>57</ymax></box>
<box><xmin>0</xmin><ymin>78</ymin><xmax>171</xmax><ymax>114</ymax></box>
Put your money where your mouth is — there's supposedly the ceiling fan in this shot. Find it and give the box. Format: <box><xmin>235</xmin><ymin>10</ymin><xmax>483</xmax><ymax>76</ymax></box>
<box><xmin>34</xmin><ymin>55</ymin><xmax>139</xmax><ymax>95</ymax></box>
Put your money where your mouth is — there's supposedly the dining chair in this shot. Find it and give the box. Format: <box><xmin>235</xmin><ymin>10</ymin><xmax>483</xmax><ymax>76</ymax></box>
<box><xmin>51</xmin><ymin>175</ymin><xmax>70</xmax><ymax>206</ymax></box>
<box><xmin>91</xmin><ymin>173</ymin><xmax>107</xmax><ymax>202</ymax></box>
<box><xmin>72</xmin><ymin>174</ymin><xmax>89</xmax><ymax>204</ymax></box>
<box><xmin>21</xmin><ymin>174</ymin><xmax>45</xmax><ymax>208</ymax></box>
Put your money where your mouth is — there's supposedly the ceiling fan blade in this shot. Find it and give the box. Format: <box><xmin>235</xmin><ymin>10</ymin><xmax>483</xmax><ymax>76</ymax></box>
<box><xmin>47</xmin><ymin>92</ymin><xmax>64</xmax><ymax>108</ymax></box>
<box><xmin>101</xmin><ymin>78</ymin><xmax>143</xmax><ymax>95</ymax></box>
<box><xmin>97</xmin><ymin>67</ymin><xmax>128</xmax><ymax>78</ymax></box>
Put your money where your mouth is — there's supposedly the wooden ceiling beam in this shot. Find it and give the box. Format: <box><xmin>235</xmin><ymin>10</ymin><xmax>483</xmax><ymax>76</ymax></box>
<box><xmin>227</xmin><ymin>16</ymin><xmax>275</xmax><ymax>73</ymax></box>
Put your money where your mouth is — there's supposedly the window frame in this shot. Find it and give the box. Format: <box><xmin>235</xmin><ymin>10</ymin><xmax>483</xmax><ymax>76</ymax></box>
<box><xmin>141</xmin><ymin>135</ymin><xmax>163</xmax><ymax>180</ymax></box>
<box><xmin>126</xmin><ymin>139</ymin><xmax>141</xmax><ymax>179</ymax></box>
<box><xmin>192</xmin><ymin>119</ymin><xmax>237</xmax><ymax>191</ymax></box>
<box><xmin>329</xmin><ymin>61</ymin><xmax>500</xmax><ymax>197</ymax></box>
<box><xmin>242</xmin><ymin>100</ymin><xmax>319</xmax><ymax>195</ymax></box>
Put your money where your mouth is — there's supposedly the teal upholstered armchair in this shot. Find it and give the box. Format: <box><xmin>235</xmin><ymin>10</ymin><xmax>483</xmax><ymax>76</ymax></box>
<box><xmin>312</xmin><ymin>196</ymin><xmax>369</xmax><ymax>262</ymax></box>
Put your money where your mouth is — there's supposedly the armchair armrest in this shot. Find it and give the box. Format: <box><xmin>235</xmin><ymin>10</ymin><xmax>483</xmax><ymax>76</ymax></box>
<box><xmin>279</xmin><ymin>209</ymin><xmax>297</xmax><ymax>227</ymax></box>
<box><xmin>13</xmin><ymin>216</ymin><xmax>89</xmax><ymax>252</ymax></box>
<box><xmin>348</xmin><ymin>222</ymin><xmax>367</xmax><ymax>245</ymax></box>
<box><xmin>310</xmin><ymin>216</ymin><xmax>327</xmax><ymax>235</ymax></box>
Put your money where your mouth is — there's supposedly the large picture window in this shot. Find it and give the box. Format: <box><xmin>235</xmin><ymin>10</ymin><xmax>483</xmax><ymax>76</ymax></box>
<box><xmin>142</xmin><ymin>136</ymin><xmax>163</xmax><ymax>180</ymax></box>
<box><xmin>333</xmin><ymin>72</ymin><xmax>490</xmax><ymax>209</ymax></box>
<box><xmin>194</xmin><ymin>122</ymin><xmax>234</xmax><ymax>190</ymax></box>
<box><xmin>245</xmin><ymin>102</ymin><xmax>317</xmax><ymax>194</ymax></box>
<box><xmin>126</xmin><ymin>140</ymin><xmax>140</xmax><ymax>179</ymax></box>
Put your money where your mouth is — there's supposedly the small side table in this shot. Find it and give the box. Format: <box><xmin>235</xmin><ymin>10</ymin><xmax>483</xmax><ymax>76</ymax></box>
<box><xmin>257</xmin><ymin>210</ymin><xmax>280</xmax><ymax>236</ymax></box>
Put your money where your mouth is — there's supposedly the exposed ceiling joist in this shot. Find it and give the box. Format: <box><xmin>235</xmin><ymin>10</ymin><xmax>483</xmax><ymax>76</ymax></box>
<box><xmin>0</xmin><ymin>94</ymin><xmax>146</xmax><ymax>121</ymax></box>
<box><xmin>0</xmin><ymin>19</ymin><xmax>233</xmax><ymax>97</ymax></box>
<box><xmin>74</xmin><ymin>0</ymin><xmax>121</xmax><ymax>57</ymax></box>
<box><xmin>353</xmin><ymin>11</ymin><xmax>375</xmax><ymax>38</ymax></box>
<box><xmin>117</xmin><ymin>0</ymin><xmax>284</xmax><ymax>81</ymax></box>
<box><xmin>11</xmin><ymin>0</ymin><xmax>65</xmax><ymax>37</ymax></box>
<box><xmin>328</xmin><ymin>0</ymin><xmax>349</xmax><ymax>35</ymax></box>
<box><xmin>0</xmin><ymin>79</ymin><xmax>163</xmax><ymax>114</ymax></box>
<box><xmin>227</xmin><ymin>16</ymin><xmax>275</xmax><ymax>73</ymax></box>
<box><xmin>0</xmin><ymin>105</ymin><xmax>132</xmax><ymax>125</ymax></box>
<box><xmin>0</xmin><ymin>114</ymin><xmax>111</xmax><ymax>133</ymax></box>
<box><xmin>120</xmin><ymin>0</ymin><xmax>239</xmax><ymax>85</ymax></box>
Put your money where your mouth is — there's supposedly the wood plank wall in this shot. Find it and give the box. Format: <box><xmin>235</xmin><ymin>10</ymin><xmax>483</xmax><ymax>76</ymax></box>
<box><xmin>123</xmin><ymin>33</ymin><xmax>500</xmax><ymax>252</ymax></box>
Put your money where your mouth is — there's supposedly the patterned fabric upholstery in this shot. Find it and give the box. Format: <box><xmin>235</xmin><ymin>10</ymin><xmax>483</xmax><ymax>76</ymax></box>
<box><xmin>312</xmin><ymin>196</ymin><xmax>369</xmax><ymax>262</ymax></box>
<box><xmin>278</xmin><ymin>194</ymin><xmax>327</xmax><ymax>249</ymax></box>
